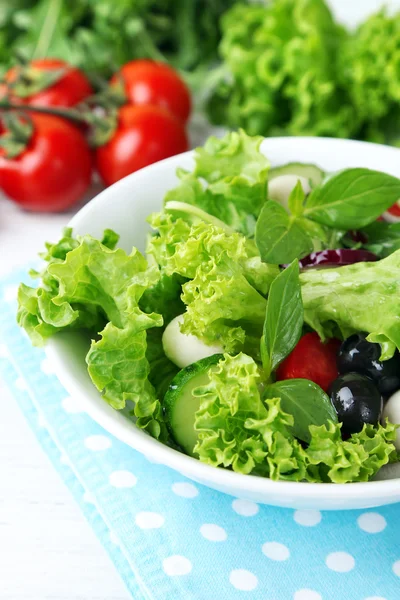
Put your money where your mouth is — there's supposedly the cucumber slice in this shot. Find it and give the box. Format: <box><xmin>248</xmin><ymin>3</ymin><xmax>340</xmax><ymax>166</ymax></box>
<box><xmin>162</xmin><ymin>314</ymin><xmax>224</xmax><ymax>369</ymax></box>
<box><xmin>165</xmin><ymin>201</ymin><xmax>233</xmax><ymax>233</ymax></box>
<box><xmin>164</xmin><ymin>354</ymin><xmax>223</xmax><ymax>456</ymax></box>
<box><xmin>269</xmin><ymin>162</ymin><xmax>325</xmax><ymax>187</ymax></box>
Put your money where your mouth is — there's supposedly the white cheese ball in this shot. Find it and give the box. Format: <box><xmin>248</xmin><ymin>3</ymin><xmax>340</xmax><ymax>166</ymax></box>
<box><xmin>382</xmin><ymin>390</ymin><xmax>400</xmax><ymax>450</ymax></box>
<box><xmin>162</xmin><ymin>314</ymin><xmax>223</xmax><ymax>369</ymax></box>
<box><xmin>268</xmin><ymin>174</ymin><xmax>311</xmax><ymax>211</ymax></box>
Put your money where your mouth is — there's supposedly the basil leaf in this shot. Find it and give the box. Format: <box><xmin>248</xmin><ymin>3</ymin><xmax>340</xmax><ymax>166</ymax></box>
<box><xmin>304</xmin><ymin>168</ymin><xmax>400</xmax><ymax>229</ymax></box>
<box><xmin>288</xmin><ymin>180</ymin><xmax>306</xmax><ymax>216</ymax></box>
<box><xmin>255</xmin><ymin>201</ymin><xmax>313</xmax><ymax>264</ymax></box>
<box><xmin>263</xmin><ymin>379</ymin><xmax>338</xmax><ymax>443</ymax></box>
<box><xmin>261</xmin><ymin>259</ymin><xmax>303</xmax><ymax>377</ymax></box>
<box><xmin>361</xmin><ymin>220</ymin><xmax>400</xmax><ymax>258</ymax></box>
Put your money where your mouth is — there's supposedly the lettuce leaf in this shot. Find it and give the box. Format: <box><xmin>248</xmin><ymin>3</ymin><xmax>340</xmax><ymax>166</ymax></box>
<box><xmin>300</xmin><ymin>250</ymin><xmax>400</xmax><ymax>359</ymax></box>
<box><xmin>17</xmin><ymin>232</ymin><xmax>168</xmax><ymax>439</ymax></box>
<box><xmin>207</xmin><ymin>0</ymin><xmax>355</xmax><ymax>139</ymax></box>
<box><xmin>164</xmin><ymin>130</ymin><xmax>269</xmax><ymax>235</ymax></box>
<box><xmin>193</xmin><ymin>353</ymin><xmax>397</xmax><ymax>482</ymax></box>
<box><xmin>147</xmin><ymin>214</ymin><xmax>278</xmax><ymax>356</ymax></box>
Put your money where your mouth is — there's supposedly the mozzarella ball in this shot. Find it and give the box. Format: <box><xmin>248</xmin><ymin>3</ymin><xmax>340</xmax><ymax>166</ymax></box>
<box><xmin>382</xmin><ymin>390</ymin><xmax>400</xmax><ymax>450</ymax></box>
<box><xmin>162</xmin><ymin>314</ymin><xmax>223</xmax><ymax>369</ymax></box>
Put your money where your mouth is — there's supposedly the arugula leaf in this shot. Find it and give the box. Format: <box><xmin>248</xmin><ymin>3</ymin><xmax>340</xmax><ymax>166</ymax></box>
<box><xmin>263</xmin><ymin>379</ymin><xmax>338</xmax><ymax>443</ymax></box>
<box><xmin>261</xmin><ymin>259</ymin><xmax>303</xmax><ymax>377</ymax></box>
<box><xmin>255</xmin><ymin>201</ymin><xmax>314</xmax><ymax>265</ymax></box>
<box><xmin>305</xmin><ymin>168</ymin><xmax>400</xmax><ymax>229</ymax></box>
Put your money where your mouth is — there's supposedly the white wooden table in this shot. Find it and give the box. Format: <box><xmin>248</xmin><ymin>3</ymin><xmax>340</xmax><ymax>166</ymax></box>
<box><xmin>0</xmin><ymin>198</ymin><xmax>130</xmax><ymax>600</ymax></box>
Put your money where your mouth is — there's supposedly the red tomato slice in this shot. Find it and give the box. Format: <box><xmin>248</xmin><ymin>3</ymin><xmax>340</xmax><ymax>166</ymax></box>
<box><xmin>276</xmin><ymin>332</ymin><xmax>340</xmax><ymax>393</ymax></box>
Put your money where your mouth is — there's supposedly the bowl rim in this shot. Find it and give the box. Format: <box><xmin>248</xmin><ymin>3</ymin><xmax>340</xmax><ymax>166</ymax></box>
<box><xmin>48</xmin><ymin>135</ymin><xmax>400</xmax><ymax>501</ymax></box>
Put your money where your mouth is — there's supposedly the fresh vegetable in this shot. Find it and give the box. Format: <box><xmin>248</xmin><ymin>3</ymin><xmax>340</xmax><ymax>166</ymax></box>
<box><xmin>164</xmin><ymin>354</ymin><xmax>223</xmax><ymax>454</ymax></box>
<box><xmin>0</xmin><ymin>0</ymin><xmax>236</xmax><ymax>78</ymax></box>
<box><xmin>300</xmin><ymin>251</ymin><xmax>400</xmax><ymax>361</ymax></box>
<box><xmin>207</xmin><ymin>1</ymin><xmax>400</xmax><ymax>147</ymax></box>
<box><xmin>0</xmin><ymin>113</ymin><xmax>92</xmax><ymax>212</ymax></box>
<box><xmin>268</xmin><ymin>175</ymin><xmax>311</xmax><ymax>211</ymax></box>
<box><xmin>269</xmin><ymin>163</ymin><xmax>325</xmax><ymax>188</ymax></box>
<box><xmin>95</xmin><ymin>104</ymin><xmax>188</xmax><ymax>186</ymax></box>
<box><xmin>0</xmin><ymin>58</ymin><xmax>92</xmax><ymax>107</ymax></box>
<box><xmin>337</xmin><ymin>333</ymin><xmax>400</xmax><ymax>396</ymax></box>
<box><xmin>329</xmin><ymin>373</ymin><xmax>383</xmax><ymax>435</ymax></box>
<box><xmin>276</xmin><ymin>333</ymin><xmax>340</xmax><ymax>393</ymax></box>
<box><xmin>295</xmin><ymin>248</ymin><xmax>378</xmax><ymax>269</ymax></box>
<box><xmin>111</xmin><ymin>60</ymin><xmax>191</xmax><ymax>123</ymax></box>
<box><xmin>16</xmin><ymin>130</ymin><xmax>400</xmax><ymax>484</ymax></box>
<box><xmin>263</xmin><ymin>379</ymin><xmax>337</xmax><ymax>443</ymax></box>
<box><xmin>192</xmin><ymin>353</ymin><xmax>396</xmax><ymax>482</ymax></box>
<box><xmin>260</xmin><ymin>259</ymin><xmax>303</xmax><ymax>378</ymax></box>
<box><xmin>207</xmin><ymin>0</ymin><xmax>353</xmax><ymax>139</ymax></box>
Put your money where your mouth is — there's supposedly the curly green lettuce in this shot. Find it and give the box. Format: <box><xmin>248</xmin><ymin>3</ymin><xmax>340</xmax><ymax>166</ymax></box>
<box><xmin>193</xmin><ymin>353</ymin><xmax>397</xmax><ymax>482</ymax></box>
<box><xmin>207</xmin><ymin>0</ymin><xmax>355</xmax><ymax>139</ymax></box>
<box><xmin>300</xmin><ymin>250</ymin><xmax>400</xmax><ymax>360</ymax></box>
<box><xmin>17</xmin><ymin>231</ymin><xmax>169</xmax><ymax>439</ymax></box>
<box><xmin>147</xmin><ymin>213</ymin><xmax>278</xmax><ymax>356</ymax></box>
<box><xmin>338</xmin><ymin>9</ymin><xmax>400</xmax><ymax>144</ymax></box>
<box><xmin>164</xmin><ymin>130</ymin><xmax>269</xmax><ymax>235</ymax></box>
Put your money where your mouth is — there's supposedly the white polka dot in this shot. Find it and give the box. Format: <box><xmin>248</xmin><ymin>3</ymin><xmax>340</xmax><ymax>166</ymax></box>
<box><xmin>40</xmin><ymin>357</ymin><xmax>55</xmax><ymax>375</ymax></box>
<box><xmin>162</xmin><ymin>555</ymin><xmax>192</xmax><ymax>577</ymax></box>
<box><xmin>83</xmin><ymin>491</ymin><xmax>95</xmax><ymax>504</ymax></box>
<box><xmin>37</xmin><ymin>413</ymin><xmax>47</xmax><ymax>428</ymax></box>
<box><xmin>84</xmin><ymin>435</ymin><xmax>112</xmax><ymax>451</ymax></box>
<box><xmin>357</xmin><ymin>512</ymin><xmax>387</xmax><ymax>534</ymax></box>
<box><xmin>294</xmin><ymin>590</ymin><xmax>322</xmax><ymax>600</ymax></box>
<box><xmin>3</xmin><ymin>284</ymin><xmax>19</xmax><ymax>302</ymax></box>
<box><xmin>61</xmin><ymin>395</ymin><xmax>84</xmax><ymax>414</ymax></box>
<box><xmin>200</xmin><ymin>524</ymin><xmax>227</xmax><ymax>542</ymax></box>
<box><xmin>109</xmin><ymin>470</ymin><xmax>137</xmax><ymax>488</ymax></box>
<box><xmin>0</xmin><ymin>343</ymin><xmax>9</xmax><ymax>357</ymax></box>
<box><xmin>262</xmin><ymin>541</ymin><xmax>290</xmax><ymax>561</ymax></box>
<box><xmin>229</xmin><ymin>569</ymin><xmax>258</xmax><ymax>591</ymax></box>
<box><xmin>109</xmin><ymin>531</ymin><xmax>120</xmax><ymax>546</ymax></box>
<box><xmin>294</xmin><ymin>510</ymin><xmax>322</xmax><ymax>527</ymax></box>
<box><xmin>363</xmin><ymin>596</ymin><xmax>387</xmax><ymax>600</ymax></box>
<box><xmin>15</xmin><ymin>377</ymin><xmax>28</xmax><ymax>391</ymax></box>
<box><xmin>232</xmin><ymin>498</ymin><xmax>259</xmax><ymax>517</ymax></box>
<box><xmin>393</xmin><ymin>560</ymin><xmax>400</xmax><ymax>577</ymax></box>
<box><xmin>60</xmin><ymin>453</ymin><xmax>70</xmax><ymax>466</ymax></box>
<box><xmin>135</xmin><ymin>512</ymin><xmax>165</xmax><ymax>529</ymax></box>
<box><xmin>326</xmin><ymin>551</ymin><xmax>355</xmax><ymax>573</ymax></box>
<box><xmin>172</xmin><ymin>482</ymin><xmax>199</xmax><ymax>498</ymax></box>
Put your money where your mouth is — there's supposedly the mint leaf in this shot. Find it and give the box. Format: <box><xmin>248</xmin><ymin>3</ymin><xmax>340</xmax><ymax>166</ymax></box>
<box><xmin>255</xmin><ymin>200</ymin><xmax>313</xmax><ymax>264</ymax></box>
<box><xmin>261</xmin><ymin>259</ymin><xmax>303</xmax><ymax>377</ymax></box>
<box><xmin>305</xmin><ymin>168</ymin><xmax>400</xmax><ymax>229</ymax></box>
<box><xmin>263</xmin><ymin>379</ymin><xmax>338</xmax><ymax>443</ymax></box>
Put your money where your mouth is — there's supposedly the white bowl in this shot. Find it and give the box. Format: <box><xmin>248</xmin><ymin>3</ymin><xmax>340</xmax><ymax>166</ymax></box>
<box><xmin>47</xmin><ymin>136</ymin><xmax>400</xmax><ymax>510</ymax></box>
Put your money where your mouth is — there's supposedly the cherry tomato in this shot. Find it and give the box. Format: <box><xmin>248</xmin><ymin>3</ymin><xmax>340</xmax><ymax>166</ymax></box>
<box><xmin>95</xmin><ymin>104</ymin><xmax>188</xmax><ymax>186</ymax></box>
<box><xmin>385</xmin><ymin>202</ymin><xmax>400</xmax><ymax>222</ymax></box>
<box><xmin>276</xmin><ymin>332</ymin><xmax>341</xmax><ymax>393</ymax></box>
<box><xmin>1</xmin><ymin>58</ymin><xmax>92</xmax><ymax>108</ymax></box>
<box><xmin>111</xmin><ymin>60</ymin><xmax>191</xmax><ymax>123</ymax></box>
<box><xmin>0</xmin><ymin>114</ymin><xmax>92</xmax><ymax>212</ymax></box>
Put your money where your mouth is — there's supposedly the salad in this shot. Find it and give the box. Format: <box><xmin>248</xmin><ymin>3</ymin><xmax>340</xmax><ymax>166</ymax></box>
<box><xmin>17</xmin><ymin>130</ymin><xmax>400</xmax><ymax>484</ymax></box>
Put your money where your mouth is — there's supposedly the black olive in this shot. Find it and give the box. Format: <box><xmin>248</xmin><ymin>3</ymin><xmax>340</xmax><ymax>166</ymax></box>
<box><xmin>329</xmin><ymin>372</ymin><xmax>383</xmax><ymax>435</ymax></box>
<box><xmin>337</xmin><ymin>333</ymin><xmax>400</xmax><ymax>396</ymax></box>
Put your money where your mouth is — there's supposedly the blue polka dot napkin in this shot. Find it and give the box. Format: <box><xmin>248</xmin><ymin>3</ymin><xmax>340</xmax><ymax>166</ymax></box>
<box><xmin>2</xmin><ymin>268</ymin><xmax>400</xmax><ymax>600</ymax></box>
